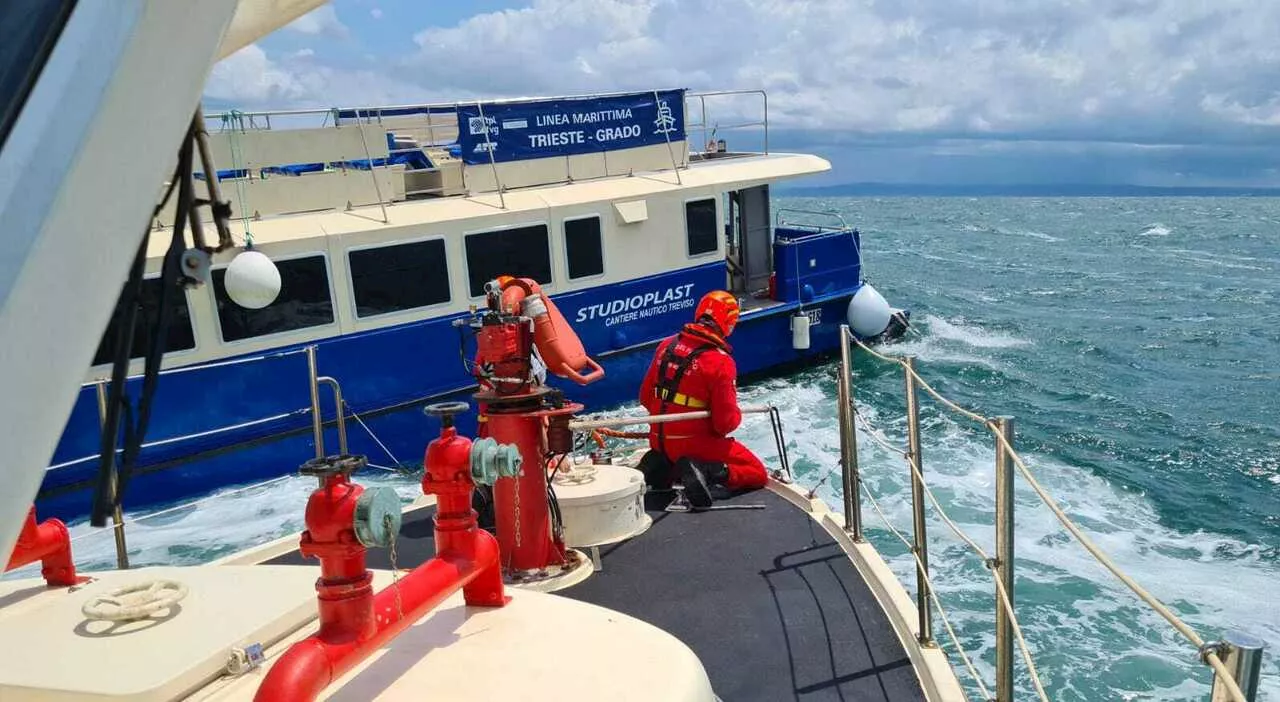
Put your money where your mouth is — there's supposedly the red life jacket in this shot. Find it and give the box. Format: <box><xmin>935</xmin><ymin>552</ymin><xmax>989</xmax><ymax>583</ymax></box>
<box><xmin>651</xmin><ymin>323</ymin><xmax>731</xmax><ymax>453</ymax></box>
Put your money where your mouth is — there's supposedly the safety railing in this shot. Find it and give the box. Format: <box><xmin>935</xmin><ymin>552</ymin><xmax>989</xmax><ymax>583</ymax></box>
<box><xmin>685</xmin><ymin>89</ymin><xmax>769</xmax><ymax>156</ymax></box>
<box><xmin>203</xmin><ymin>87</ymin><xmax>761</xmax><ymax>220</ymax></box>
<box><xmin>51</xmin><ymin>345</ymin><xmax>376</xmax><ymax>572</ymax></box>
<box><xmin>569</xmin><ymin>405</ymin><xmax>793</xmax><ymax>484</ymax></box>
<box><xmin>832</xmin><ymin>324</ymin><xmax>1266</xmax><ymax>701</ymax></box>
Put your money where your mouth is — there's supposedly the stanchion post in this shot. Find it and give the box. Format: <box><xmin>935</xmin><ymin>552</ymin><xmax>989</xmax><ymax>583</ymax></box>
<box><xmin>903</xmin><ymin>356</ymin><xmax>933</xmax><ymax>646</ymax></box>
<box><xmin>837</xmin><ymin>326</ymin><xmax>863</xmax><ymax>541</ymax></box>
<box><xmin>95</xmin><ymin>380</ymin><xmax>130</xmax><ymax>570</ymax></box>
<box><xmin>1211</xmin><ymin>632</ymin><xmax>1266</xmax><ymax>702</ymax></box>
<box><xmin>306</xmin><ymin>345</ymin><xmax>324</xmax><ymax>460</ymax></box>
<box><xmin>994</xmin><ymin>416</ymin><xmax>1016</xmax><ymax>701</ymax></box>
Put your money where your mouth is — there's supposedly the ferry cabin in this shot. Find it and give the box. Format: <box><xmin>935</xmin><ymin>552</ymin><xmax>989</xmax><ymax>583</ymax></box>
<box><xmin>39</xmin><ymin>89</ymin><xmax>885</xmax><ymax>521</ymax></box>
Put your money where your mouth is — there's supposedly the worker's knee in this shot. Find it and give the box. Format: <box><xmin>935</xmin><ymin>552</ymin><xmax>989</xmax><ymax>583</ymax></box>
<box><xmin>636</xmin><ymin>449</ymin><xmax>675</xmax><ymax>490</ymax></box>
<box><xmin>724</xmin><ymin>441</ymin><xmax>768</xmax><ymax>490</ymax></box>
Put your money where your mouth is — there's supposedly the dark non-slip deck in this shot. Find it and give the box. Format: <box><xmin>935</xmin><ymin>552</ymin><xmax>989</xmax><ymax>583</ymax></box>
<box><xmin>266</xmin><ymin>487</ymin><xmax>925</xmax><ymax>701</ymax></box>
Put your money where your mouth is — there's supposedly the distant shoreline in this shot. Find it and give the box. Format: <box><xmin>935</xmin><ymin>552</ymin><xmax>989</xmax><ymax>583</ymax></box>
<box><xmin>777</xmin><ymin>183</ymin><xmax>1280</xmax><ymax>197</ymax></box>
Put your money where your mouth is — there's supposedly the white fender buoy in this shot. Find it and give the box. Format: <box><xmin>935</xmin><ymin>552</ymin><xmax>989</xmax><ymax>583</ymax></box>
<box><xmin>847</xmin><ymin>284</ymin><xmax>891</xmax><ymax>338</ymax></box>
<box><xmin>791</xmin><ymin>312</ymin><xmax>811</xmax><ymax>350</ymax></box>
<box><xmin>223</xmin><ymin>250</ymin><xmax>281</xmax><ymax>309</ymax></box>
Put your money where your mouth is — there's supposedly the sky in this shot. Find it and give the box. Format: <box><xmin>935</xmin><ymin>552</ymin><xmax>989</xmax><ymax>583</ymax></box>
<box><xmin>204</xmin><ymin>0</ymin><xmax>1280</xmax><ymax>188</ymax></box>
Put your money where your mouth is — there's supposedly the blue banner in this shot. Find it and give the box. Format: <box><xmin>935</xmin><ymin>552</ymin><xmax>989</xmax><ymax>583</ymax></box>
<box><xmin>456</xmin><ymin>89</ymin><xmax>686</xmax><ymax>165</ymax></box>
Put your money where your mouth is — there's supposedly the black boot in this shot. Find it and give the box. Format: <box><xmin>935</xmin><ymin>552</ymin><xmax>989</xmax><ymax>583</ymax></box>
<box><xmin>677</xmin><ymin>457</ymin><xmax>714</xmax><ymax>511</ymax></box>
<box><xmin>637</xmin><ymin>450</ymin><xmax>674</xmax><ymax>490</ymax></box>
<box><xmin>700</xmin><ymin>461</ymin><xmax>729</xmax><ymax>487</ymax></box>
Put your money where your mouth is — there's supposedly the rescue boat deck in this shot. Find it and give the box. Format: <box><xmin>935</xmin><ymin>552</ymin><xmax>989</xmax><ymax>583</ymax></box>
<box><xmin>263</xmin><ymin>486</ymin><xmax>926</xmax><ymax>701</ymax></box>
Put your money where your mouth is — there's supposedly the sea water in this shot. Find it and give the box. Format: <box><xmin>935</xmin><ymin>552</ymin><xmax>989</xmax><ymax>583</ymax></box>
<box><xmin>12</xmin><ymin>196</ymin><xmax>1278</xmax><ymax>700</ymax></box>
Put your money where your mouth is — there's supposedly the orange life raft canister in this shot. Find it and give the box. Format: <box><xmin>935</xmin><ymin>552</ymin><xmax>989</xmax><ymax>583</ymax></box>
<box><xmin>498</xmin><ymin>277</ymin><xmax>605</xmax><ymax>385</ymax></box>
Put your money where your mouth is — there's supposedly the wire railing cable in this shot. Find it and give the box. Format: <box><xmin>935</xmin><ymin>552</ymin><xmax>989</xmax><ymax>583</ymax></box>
<box><xmin>345</xmin><ymin>401</ymin><xmax>403</xmax><ymax>467</ymax></box>
<box><xmin>854</xmin><ymin>401</ymin><xmax>1051</xmax><ymax>700</ymax></box>
<box><xmin>859</xmin><ymin>481</ymin><xmax>996</xmax><ymax>701</ymax></box>
<box><xmin>845</xmin><ymin>334</ymin><xmax>1250</xmax><ymax>702</ymax></box>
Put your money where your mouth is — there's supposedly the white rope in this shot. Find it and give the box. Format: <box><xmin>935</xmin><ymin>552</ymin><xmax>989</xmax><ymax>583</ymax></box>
<box><xmin>346</xmin><ymin>402</ymin><xmax>401</xmax><ymax>466</ymax></box>
<box><xmin>856</xmin><ymin>401</ymin><xmax>1051</xmax><ymax>700</ymax></box>
<box><xmin>859</xmin><ymin>482</ymin><xmax>994</xmax><ymax>701</ymax></box>
<box><xmin>989</xmin><ymin>428</ymin><xmax>1247</xmax><ymax>702</ymax></box>
<box><xmin>852</xmin><ymin>407</ymin><xmax>910</xmax><ymax>458</ymax></box>
<box><xmin>846</xmin><ymin>333</ymin><xmax>1249</xmax><ymax>702</ymax></box>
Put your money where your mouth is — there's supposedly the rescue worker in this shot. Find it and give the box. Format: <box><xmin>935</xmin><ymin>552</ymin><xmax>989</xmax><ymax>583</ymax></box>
<box><xmin>637</xmin><ymin>290</ymin><xmax>768</xmax><ymax>509</ymax></box>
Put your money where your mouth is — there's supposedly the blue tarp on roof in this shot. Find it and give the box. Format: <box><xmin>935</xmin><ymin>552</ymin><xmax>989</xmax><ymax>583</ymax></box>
<box><xmin>261</xmin><ymin>162</ymin><xmax>326</xmax><ymax>176</ymax></box>
<box><xmin>333</xmin><ymin>150</ymin><xmax>434</xmax><ymax>171</ymax></box>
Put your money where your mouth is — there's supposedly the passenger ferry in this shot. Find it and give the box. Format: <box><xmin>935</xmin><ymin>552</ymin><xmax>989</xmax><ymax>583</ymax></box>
<box><xmin>37</xmin><ymin>87</ymin><xmax>908</xmax><ymax>521</ymax></box>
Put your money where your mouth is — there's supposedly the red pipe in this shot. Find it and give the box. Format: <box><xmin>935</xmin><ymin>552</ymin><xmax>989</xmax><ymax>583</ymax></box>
<box><xmin>255</xmin><ymin>427</ymin><xmax>506</xmax><ymax>702</ymax></box>
<box><xmin>4</xmin><ymin>506</ymin><xmax>84</xmax><ymax>587</ymax></box>
<box><xmin>254</xmin><ymin>541</ymin><xmax>501</xmax><ymax>702</ymax></box>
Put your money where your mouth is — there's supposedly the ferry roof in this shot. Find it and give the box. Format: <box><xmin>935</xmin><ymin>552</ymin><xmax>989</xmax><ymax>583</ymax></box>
<box><xmin>148</xmin><ymin>150</ymin><xmax>830</xmax><ymax>258</ymax></box>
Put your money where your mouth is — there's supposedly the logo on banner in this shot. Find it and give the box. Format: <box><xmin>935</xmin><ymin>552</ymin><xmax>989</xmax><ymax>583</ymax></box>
<box><xmin>468</xmin><ymin>116</ymin><xmax>498</xmax><ymax>137</ymax></box>
<box><xmin>654</xmin><ymin>100</ymin><xmax>677</xmax><ymax>135</ymax></box>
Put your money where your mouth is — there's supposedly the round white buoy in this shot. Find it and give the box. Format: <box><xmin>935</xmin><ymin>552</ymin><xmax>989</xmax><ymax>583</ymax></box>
<box><xmin>847</xmin><ymin>283</ymin><xmax>892</xmax><ymax>338</ymax></box>
<box><xmin>223</xmin><ymin>250</ymin><xmax>281</xmax><ymax>309</ymax></box>
<box><xmin>791</xmin><ymin>312</ymin><xmax>811</xmax><ymax>350</ymax></box>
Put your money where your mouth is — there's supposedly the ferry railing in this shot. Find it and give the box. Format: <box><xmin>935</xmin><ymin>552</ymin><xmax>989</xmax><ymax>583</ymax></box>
<box><xmin>685</xmin><ymin>89</ymin><xmax>769</xmax><ymax>155</ymax></box>
<box><xmin>833</xmin><ymin>324</ymin><xmax>1265</xmax><ymax>702</ymax></box>
<box><xmin>52</xmin><ymin>345</ymin><xmax>355</xmax><ymax>571</ymax></box>
<box><xmin>775</xmin><ymin>207</ymin><xmax>850</xmax><ymax>233</ymax></box>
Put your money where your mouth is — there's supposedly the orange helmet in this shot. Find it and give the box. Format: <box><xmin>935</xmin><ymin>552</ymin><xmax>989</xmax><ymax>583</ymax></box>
<box><xmin>695</xmin><ymin>290</ymin><xmax>740</xmax><ymax>336</ymax></box>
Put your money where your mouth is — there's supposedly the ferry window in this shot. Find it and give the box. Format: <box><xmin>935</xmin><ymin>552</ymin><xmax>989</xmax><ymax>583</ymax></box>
<box><xmin>213</xmin><ymin>255</ymin><xmax>334</xmax><ymax>342</ymax></box>
<box><xmin>564</xmin><ymin>216</ymin><xmax>604</xmax><ymax>279</ymax></box>
<box><xmin>92</xmin><ymin>278</ymin><xmax>196</xmax><ymax>366</ymax></box>
<box><xmin>349</xmin><ymin>239</ymin><xmax>451</xmax><ymax>317</ymax></box>
<box><xmin>685</xmin><ymin>198</ymin><xmax>718</xmax><ymax>256</ymax></box>
<box><xmin>464</xmin><ymin>224</ymin><xmax>552</xmax><ymax>297</ymax></box>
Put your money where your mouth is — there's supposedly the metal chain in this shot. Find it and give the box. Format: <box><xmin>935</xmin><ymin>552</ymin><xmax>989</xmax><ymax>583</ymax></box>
<box><xmin>384</xmin><ymin>513</ymin><xmax>404</xmax><ymax>623</ymax></box>
<box><xmin>513</xmin><ymin>471</ymin><xmax>523</xmax><ymax>550</ymax></box>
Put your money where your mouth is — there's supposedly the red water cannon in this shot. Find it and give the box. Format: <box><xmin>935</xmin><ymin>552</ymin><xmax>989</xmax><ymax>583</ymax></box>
<box><xmin>4</xmin><ymin>505</ymin><xmax>85</xmax><ymax>587</ymax></box>
<box><xmin>255</xmin><ymin>411</ymin><xmax>520</xmax><ymax>702</ymax></box>
<box><xmin>459</xmin><ymin>276</ymin><xmax>602</xmax><ymax>580</ymax></box>
<box><xmin>473</xmin><ymin>276</ymin><xmax>604</xmax><ymax>390</ymax></box>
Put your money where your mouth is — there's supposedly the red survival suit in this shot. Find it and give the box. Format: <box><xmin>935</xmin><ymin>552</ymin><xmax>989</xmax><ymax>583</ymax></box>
<box><xmin>638</xmin><ymin>322</ymin><xmax>768</xmax><ymax>490</ymax></box>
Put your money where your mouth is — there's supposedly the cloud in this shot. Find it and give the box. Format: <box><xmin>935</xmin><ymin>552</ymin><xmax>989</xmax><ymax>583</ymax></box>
<box><xmin>205</xmin><ymin>44</ymin><xmax>307</xmax><ymax>104</ymax></box>
<box><xmin>202</xmin><ymin>0</ymin><xmax>1280</xmax><ymax>185</ymax></box>
<box><xmin>395</xmin><ymin>0</ymin><xmax>1280</xmax><ymax>145</ymax></box>
<box><xmin>285</xmin><ymin>5</ymin><xmax>349</xmax><ymax>38</ymax></box>
<box><xmin>371</xmin><ymin>8</ymin><xmax>384</xmax><ymax>20</ymax></box>
<box><xmin>204</xmin><ymin>44</ymin><xmax>423</xmax><ymax>108</ymax></box>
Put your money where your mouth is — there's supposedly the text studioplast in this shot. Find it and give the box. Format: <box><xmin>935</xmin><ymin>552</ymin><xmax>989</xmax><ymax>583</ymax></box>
<box><xmin>575</xmin><ymin>284</ymin><xmax>697</xmax><ymax>327</ymax></box>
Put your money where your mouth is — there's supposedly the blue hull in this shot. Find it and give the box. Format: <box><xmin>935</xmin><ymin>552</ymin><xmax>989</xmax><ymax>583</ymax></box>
<box><xmin>37</xmin><ymin>261</ymin><xmax>867</xmax><ymax>522</ymax></box>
